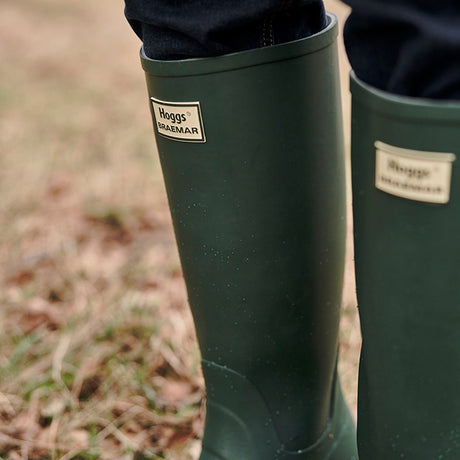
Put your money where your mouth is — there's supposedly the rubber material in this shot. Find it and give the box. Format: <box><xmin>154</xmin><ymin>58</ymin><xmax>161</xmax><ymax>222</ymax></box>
<box><xmin>200</xmin><ymin>361</ymin><xmax>356</xmax><ymax>459</ymax></box>
<box><xmin>142</xmin><ymin>14</ymin><xmax>357</xmax><ymax>459</ymax></box>
<box><xmin>350</xmin><ymin>71</ymin><xmax>460</xmax><ymax>459</ymax></box>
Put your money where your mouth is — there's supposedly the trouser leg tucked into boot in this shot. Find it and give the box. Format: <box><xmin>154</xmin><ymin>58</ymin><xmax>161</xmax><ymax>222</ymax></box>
<box><xmin>141</xmin><ymin>14</ymin><xmax>357</xmax><ymax>459</ymax></box>
<box><xmin>350</xmin><ymin>72</ymin><xmax>460</xmax><ymax>459</ymax></box>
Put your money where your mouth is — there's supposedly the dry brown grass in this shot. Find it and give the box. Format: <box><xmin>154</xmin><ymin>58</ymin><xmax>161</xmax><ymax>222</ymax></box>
<box><xmin>0</xmin><ymin>0</ymin><xmax>359</xmax><ymax>458</ymax></box>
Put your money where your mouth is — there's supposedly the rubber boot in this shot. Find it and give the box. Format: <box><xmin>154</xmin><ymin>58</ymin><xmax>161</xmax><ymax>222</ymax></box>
<box><xmin>141</xmin><ymin>14</ymin><xmax>357</xmax><ymax>459</ymax></box>
<box><xmin>350</xmin><ymin>72</ymin><xmax>460</xmax><ymax>459</ymax></box>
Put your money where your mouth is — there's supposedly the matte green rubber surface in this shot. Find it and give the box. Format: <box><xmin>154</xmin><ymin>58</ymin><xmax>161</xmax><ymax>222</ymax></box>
<box><xmin>351</xmin><ymin>72</ymin><xmax>460</xmax><ymax>459</ymax></box>
<box><xmin>141</xmin><ymin>15</ymin><xmax>357</xmax><ymax>459</ymax></box>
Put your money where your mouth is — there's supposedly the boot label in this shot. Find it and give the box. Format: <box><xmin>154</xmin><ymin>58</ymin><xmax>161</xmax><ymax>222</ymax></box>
<box><xmin>151</xmin><ymin>98</ymin><xmax>206</xmax><ymax>143</ymax></box>
<box><xmin>375</xmin><ymin>141</ymin><xmax>455</xmax><ymax>204</ymax></box>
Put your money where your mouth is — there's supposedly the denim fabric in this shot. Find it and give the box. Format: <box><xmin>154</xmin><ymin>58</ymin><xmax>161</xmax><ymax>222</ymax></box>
<box><xmin>125</xmin><ymin>0</ymin><xmax>460</xmax><ymax>99</ymax></box>
<box><xmin>342</xmin><ymin>0</ymin><xmax>460</xmax><ymax>99</ymax></box>
<box><xmin>124</xmin><ymin>0</ymin><xmax>326</xmax><ymax>60</ymax></box>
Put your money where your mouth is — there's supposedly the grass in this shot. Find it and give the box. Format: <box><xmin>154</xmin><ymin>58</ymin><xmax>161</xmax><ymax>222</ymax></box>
<box><xmin>0</xmin><ymin>0</ymin><xmax>359</xmax><ymax>458</ymax></box>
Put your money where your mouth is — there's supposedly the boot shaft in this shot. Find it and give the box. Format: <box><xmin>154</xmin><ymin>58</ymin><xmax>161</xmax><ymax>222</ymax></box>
<box><xmin>350</xmin><ymin>72</ymin><xmax>460</xmax><ymax>459</ymax></box>
<box><xmin>141</xmin><ymin>14</ymin><xmax>357</xmax><ymax>457</ymax></box>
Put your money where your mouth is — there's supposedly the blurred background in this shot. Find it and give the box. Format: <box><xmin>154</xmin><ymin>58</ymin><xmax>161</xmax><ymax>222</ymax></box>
<box><xmin>0</xmin><ymin>0</ymin><xmax>359</xmax><ymax>458</ymax></box>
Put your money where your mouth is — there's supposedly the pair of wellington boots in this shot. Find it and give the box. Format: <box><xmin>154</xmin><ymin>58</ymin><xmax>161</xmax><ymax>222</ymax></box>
<box><xmin>141</xmin><ymin>13</ymin><xmax>460</xmax><ymax>460</ymax></box>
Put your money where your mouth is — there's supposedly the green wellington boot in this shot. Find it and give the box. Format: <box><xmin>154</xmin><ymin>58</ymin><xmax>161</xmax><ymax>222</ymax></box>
<box><xmin>350</xmin><ymin>72</ymin><xmax>460</xmax><ymax>459</ymax></box>
<box><xmin>141</xmin><ymin>14</ymin><xmax>357</xmax><ymax>459</ymax></box>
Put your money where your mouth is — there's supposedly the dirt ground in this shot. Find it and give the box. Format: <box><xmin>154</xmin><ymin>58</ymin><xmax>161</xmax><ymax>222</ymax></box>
<box><xmin>0</xmin><ymin>0</ymin><xmax>359</xmax><ymax>458</ymax></box>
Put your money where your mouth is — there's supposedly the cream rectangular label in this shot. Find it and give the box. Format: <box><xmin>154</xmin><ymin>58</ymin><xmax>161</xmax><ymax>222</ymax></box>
<box><xmin>151</xmin><ymin>98</ymin><xmax>206</xmax><ymax>143</ymax></box>
<box><xmin>375</xmin><ymin>141</ymin><xmax>455</xmax><ymax>204</ymax></box>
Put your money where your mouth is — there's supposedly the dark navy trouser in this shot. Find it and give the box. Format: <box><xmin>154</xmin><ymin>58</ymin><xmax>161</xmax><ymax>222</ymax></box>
<box><xmin>124</xmin><ymin>0</ymin><xmax>460</xmax><ymax>99</ymax></box>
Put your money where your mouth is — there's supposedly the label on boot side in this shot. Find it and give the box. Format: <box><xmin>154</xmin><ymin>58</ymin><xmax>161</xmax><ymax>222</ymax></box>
<box><xmin>151</xmin><ymin>98</ymin><xmax>206</xmax><ymax>143</ymax></box>
<box><xmin>375</xmin><ymin>141</ymin><xmax>456</xmax><ymax>204</ymax></box>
